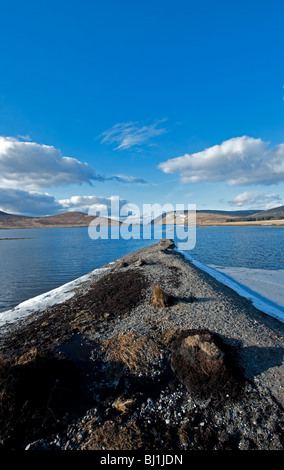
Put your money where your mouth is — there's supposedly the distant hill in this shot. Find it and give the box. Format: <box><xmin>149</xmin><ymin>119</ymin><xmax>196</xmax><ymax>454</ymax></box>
<box><xmin>151</xmin><ymin>209</ymin><xmax>262</xmax><ymax>225</ymax></box>
<box><xmin>0</xmin><ymin>211</ymin><xmax>29</xmax><ymax>220</ymax></box>
<box><xmin>151</xmin><ymin>207</ymin><xmax>284</xmax><ymax>226</ymax></box>
<box><xmin>0</xmin><ymin>211</ymin><xmax>120</xmax><ymax>229</ymax></box>
<box><xmin>248</xmin><ymin>205</ymin><xmax>284</xmax><ymax>219</ymax></box>
<box><xmin>225</xmin><ymin>205</ymin><xmax>284</xmax><ymax>222</ymax></box>
<box><xmin>197</xmin><ymin>209</ymin><xmax>261</xmax><ymax>217</ymax></box>
<box><xmin>1</xmin><ymin>206</ymin><xmax>284</xmax><ymax>229</ymax></box>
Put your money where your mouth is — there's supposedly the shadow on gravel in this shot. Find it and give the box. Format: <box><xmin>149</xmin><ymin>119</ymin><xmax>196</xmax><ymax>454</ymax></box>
<box><xmin>0</xmin><ymin>352</ymin><xmax>81</xmax><ymax>450</ymax></box>
<box><xmin>172</xmin><ymin>295</ymin><xmax>216</xmax><ymax>304</ymax></box>
<box><xmin>239</xmin><ymin>345</ymin><xmax>284</xmax><ymax>380</ymax></box>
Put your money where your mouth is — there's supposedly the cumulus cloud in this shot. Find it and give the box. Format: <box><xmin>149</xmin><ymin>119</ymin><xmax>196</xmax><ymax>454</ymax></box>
<box><xmin>0</xmin><ymin>136</ymin><xmax>100</xmax><ymax>190</ymax></box>
<box><xmin>0</xmin><ymin>189</ymin><xmax>132</xmax><ymax>218</ymax></box>
<box><xmin>0</xmin><ymin>136</ymin><xmax>146</xmax><ymax>190</ymax></box>
<box><xmin>229</xmin><ymin>191</ymin><xmax>282</xmax><ymax>210</ymax></box>
<box><xmin>0</xmin><ymin>136</ymin><xmax>148</xmax><ymax>216</ymax></box>
<box><xmin>100</xmin><ymin>119</ymin><xmax>167</xmax><ymax>150</ymax></box>
<box><xmin>0</xmin><ymin>188</ymin><xmax>63</xmax><ymax>216</ymax></box>
<box><xmin>158</xmin><ymin>136</ymin><xmax>284</xmax><ymax>185</ymax></box>
<box><xmin>59</xmin><ymin>195</ymin><xmax>128</xmax><ymax>216</ymax></box>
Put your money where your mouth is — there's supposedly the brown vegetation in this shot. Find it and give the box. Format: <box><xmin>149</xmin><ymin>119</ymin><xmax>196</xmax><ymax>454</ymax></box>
<box><xmin>112</xmin><ymin>396</ymin><xmax>135</xmax><ymax>413</ymax></box>
<box><xmin>170</xmin><ymin>329</ymin><xmax>245</xmax><ymax>401</ymax></box>
<box><xmin>80</xmin><ymin>420</ymin><xmax>144</xmax><ymax>451</ymax></box>
<box><xmin>0</xmin><ymin>211</ymin><xmax>120</xmax><ymax>229</ymax></box>
<box><xmin>152</xmin><ymin>285</ymin><xmax>171</xmax><ymax>308</ymax></box>
<box><xmin>101</xmin><ymin>332</ymin><xmax>161</xmax><ymax>375</ymax></box>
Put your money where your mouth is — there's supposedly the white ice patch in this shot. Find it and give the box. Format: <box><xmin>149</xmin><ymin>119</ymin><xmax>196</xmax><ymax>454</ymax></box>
<box><xmin>208</xmin><ymin>266</ymin><xmax>284</xmax><ymax>309</ymax></box>
<box><xmin>0</xmin><ymin>267</ymin><xmax>109</xmax><ymax>329</ymax></box>
<box><xmin>178</xmin><ymin>250</ymin><xmax>284</xmax><ymax>323</ymax></box>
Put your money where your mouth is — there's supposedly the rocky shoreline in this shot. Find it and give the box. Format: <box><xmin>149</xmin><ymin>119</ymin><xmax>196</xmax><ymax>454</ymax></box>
<box><xmin>0</xmin><ymin>240</ymin><xmax>283</xmax><ymax>451</ymax></box>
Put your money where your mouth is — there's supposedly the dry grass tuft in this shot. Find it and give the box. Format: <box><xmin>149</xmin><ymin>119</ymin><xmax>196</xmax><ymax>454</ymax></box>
<box><xmin>81</xmin><ymin>420</ymin><xmax>144</xmax><ymax>450</ymax></box>
<box><xmin>152</xmin><ymin>285</ymin><xmax>170</xmax><ymax>308</ymax></box>
<box><xmin>157</xmin><ymin>327</ymin><xmax>181</xmax><ymax>347</ymax></box>
<box><xmin>112</xmin><ymin>396</ymin><xmax>135</xmax><ymax>413</ymax></box>
<box><xmin>101</xmin><ymin>332</ymin><xmax>160</xmax><ymax>374</ymax></box>
<box><xmin>170</xmin><ymin>329</ymin><xmax>245</xmax><ymax>400</ymax></box>
<box><xmin>17</xmin><ymin>347</ymin><xmax>38</xmax><ymax>365</ymax></box>
<box><xmin>0</xmin><ymin>357</ymin><xmax>7</xmax><ymax>376</ymax></box>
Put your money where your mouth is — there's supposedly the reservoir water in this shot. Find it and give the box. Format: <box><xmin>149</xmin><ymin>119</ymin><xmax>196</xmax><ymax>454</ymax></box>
<box><xmin>0</xmin><ymin>225</ymin><xmax>283</xmax><ymax>321</ymax></box>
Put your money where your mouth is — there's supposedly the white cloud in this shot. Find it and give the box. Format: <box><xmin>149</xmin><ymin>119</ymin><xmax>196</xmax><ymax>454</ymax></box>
<box><xmin>59</xmin><ymin>195</ymin><xmax>128</xmax><ymax>216</ymax></box>
<box><xmin>100</xmin><ymin>119</ymin><xmax>167</xmax><ymax>150</ymax></box>
<box><xmin>0</xmin><ymin>188</ymin><xmax>63</xmax><ymax>216</ymax></box>
<box><xmin>0</xmin><ymin>136</ymin><xmax>148</xmax><ymax>216</ymax></box>
<box><xmin>158</xmin><ymin>136</ymin><xmax>284</xmax><ymax>185</ymax></box>
<box><xmin>0</xmin><ymin>136</ymin><xmax>99</xmax><ymax>190</ymax></box>
<box><xmin>229</xmin><ymin>191</ymin><xmax>282</xmax><ymax>210</ymax></box>
<box><xmin>0</xmin><ymin>136</ymin><xmax>146</xmax><ymax>190</ymax></box>
<box><xmin>59</xmin><ymin>195</ymin><xmax>144</xmax><ymax>222</ymax></box>
<box><xmin>0</xmin><ymin>189</ymin><xmax>132</xmax><ymax>218</ymax></box>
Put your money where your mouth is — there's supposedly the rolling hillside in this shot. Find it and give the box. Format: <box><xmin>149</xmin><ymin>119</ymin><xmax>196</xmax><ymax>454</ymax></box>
<box><xmin>151</xmin><ymin>209</ymin><xmax>262</xmax><ymax>225</ymax></box>
<box><xmin>0</xmin><ymin>211</ymin><xmax>120</xmax><ymax>229</ymax></box>
<box><xmin>248</xmin><ymin>205</ymin><xmax>284</xmax><ymax>219</ymax></box>
<box><xmin>1</xmin><ymin>206</ymin><xmax>283</xmax><ymax>229</ymax></box>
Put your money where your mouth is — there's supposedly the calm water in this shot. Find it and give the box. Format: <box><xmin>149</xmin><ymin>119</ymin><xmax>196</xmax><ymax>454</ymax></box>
<box><xmin>185</xmin><ymin>225</ymin><xmax>284</xmax><ymax>270</ymax></box>
<box><xmin>0</xmin><ymin>225</ymin><xmax>283</xmax><ymax>313</ymax></box>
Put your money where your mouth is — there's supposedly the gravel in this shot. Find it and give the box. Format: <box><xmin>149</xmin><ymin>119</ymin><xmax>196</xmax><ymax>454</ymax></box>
<box><xmin>0</xmin><ymin>239</ymin><xmax>283</xmax><ymax>451</ymax></box>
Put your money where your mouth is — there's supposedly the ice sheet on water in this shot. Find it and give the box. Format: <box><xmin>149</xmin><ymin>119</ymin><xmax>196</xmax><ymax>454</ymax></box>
<box><xmin>178</xmin><ymin>250</ymin><xmax>284</xmax><ymax>323</ymax></box>
<box><xmin>208</xmin><ymin>266</ymin><xmax>284</xmax><ymax>308</ymax></box>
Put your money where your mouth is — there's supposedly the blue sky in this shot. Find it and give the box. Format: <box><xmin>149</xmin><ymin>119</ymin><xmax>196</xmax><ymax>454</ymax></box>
<box><xmin>0</xmin><ymin>0</ymin><xmax>284</xmax><ymax>217</ymax></box>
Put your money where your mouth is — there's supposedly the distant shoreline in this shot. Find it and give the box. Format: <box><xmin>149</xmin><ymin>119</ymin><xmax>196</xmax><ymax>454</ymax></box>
<box><xmin>198</xmin><ymin>219</ymin><xmax>284</xmax><ymax>227</ymax></box>
<box><xmin>0</xmin><ymin>237</ymin><xmax>34</xmax><ymax>240</ymax></box>
<box><xmin>1</xmin><ymin>207</ymin><xmax>284</xmax><ymax>229</ymax></box>
<box><xmin>184</xmin><ymin>220</ymin><xmax>284</xmax><ymax>227</ymax></box>
<box><xmin>0</xmin><ymin>220</ymin><xmax>284</xmax><ymax>229</ymax></box>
